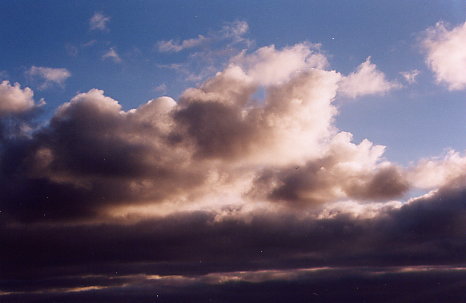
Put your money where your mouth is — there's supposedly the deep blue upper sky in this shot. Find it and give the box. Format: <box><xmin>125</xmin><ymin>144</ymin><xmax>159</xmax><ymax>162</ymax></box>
<box><xmin>0</xmin><ymin>0</ymin><xmax>464</xmax><ymax>164</ymax></box>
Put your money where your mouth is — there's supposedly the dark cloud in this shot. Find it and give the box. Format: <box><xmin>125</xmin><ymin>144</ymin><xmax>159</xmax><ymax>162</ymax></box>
<box><xmin>1</xmin><ymin>183</ymin><xmax>464</xmax><ymax>283</ymax></box>
<box><xmin>2</xmin><ymin>266</ymin><xmax>466</xmax><ymax>303</ymax></box>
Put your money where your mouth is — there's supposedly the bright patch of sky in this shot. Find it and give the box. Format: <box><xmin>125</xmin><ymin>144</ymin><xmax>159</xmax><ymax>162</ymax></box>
<box><xmin>0</xmin><ymin>0</ymin><xmax>464</xmax><ymax>165</ymax></box>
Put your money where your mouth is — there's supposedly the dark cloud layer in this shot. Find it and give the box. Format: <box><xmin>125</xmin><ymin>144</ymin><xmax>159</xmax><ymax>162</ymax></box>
<box><xmin>1</xmin><ymin>182</ymin><xmax>465</xmax><ymax>299</ymax></box>
<box><xmin>2</xmin><ymin>268</ymin><xmax>466</xmax><ymax>303</ymax></box>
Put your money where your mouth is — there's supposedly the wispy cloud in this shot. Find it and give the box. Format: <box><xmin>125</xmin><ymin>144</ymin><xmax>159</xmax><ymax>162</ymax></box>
<box><xmin>153</xmin><ymin>83</ymin><xmax>167</xmax><ymax>93</ymax></box>
<box><xmin>89</xmin><ymin>12</ymin><xmax>110</xmax><ymax>31</ymax></box>
<box><xmin>156</xmin><ymin>20</ymin><xmax>250</xmax><ymax>53</ymax></box>
<box><xmin>400</xmin><ymin>69</ymin><xmax>420</xmax><ymax>84</ymax></box>
<box><xmin>102</xmin><ymin>48</ymin><xmax>122</xmax><ymax>63</ymax></box>
<box><xmin>26</xmin><ymin>66</ymin><xmax>71</xmax><ymax>90</ymax></box>
<box><xmin>157</xmin><ymin>35</ymin><xmax>208</xmax><ymax>53</ymax></box>
<box><xmin>0</xmin><ymin>70</ymin><xmax>9</xmax><ymax>80</ymax></box>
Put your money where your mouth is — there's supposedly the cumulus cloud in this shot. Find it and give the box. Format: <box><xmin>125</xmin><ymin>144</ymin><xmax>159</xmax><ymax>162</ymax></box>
<box><xmin>1</xmin><ymin>43</ymin><xmax>463</xmax><ymax>224</ymax></box>
<box><xmin>338</xmin><ymin>57</ymin><xmax>400</xmax><ymax>98</ymax></box>
<box><xmin>26</xmin><ymin>66</ymin><xmax>71</xmax><ymax>89</ymax></box>
<box><xmin>89</xmin><ymin>12</ymin><xmax>110</xmax><ymax>31</ymax></box>
<box><xmin>0</xmin><ymin>80</ymin><xmax>38</xmax><ymax>116</ymax></box>
<box><xmin>230</xmin><ymin>42</ymin><xmax>329</xmax><ymax>86</ymax></box>
<box><xmin>250</xmin><ymin>132</ymin><xmax>408</xmax><ymax>206</ymax></box>
<box><xmin>422</xmin><ymin>21</ymin><xmax>466</xmax><ymax>90</ymax></box>
<box><xmin>408</xmin><ymin>150</ymin><xmax>466</xmax><ymax>189</ymax></box>
<box><xmin>102</xmin><ymin>48</ymin><xmax>122</xmax><ymax>63</ymax></box>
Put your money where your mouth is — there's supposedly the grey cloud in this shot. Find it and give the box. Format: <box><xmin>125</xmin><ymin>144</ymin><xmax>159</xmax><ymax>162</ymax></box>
<box><xmin>1</xmin><ymin>181</ymin><xmax>465</xmax><ymax>300</ymax></box>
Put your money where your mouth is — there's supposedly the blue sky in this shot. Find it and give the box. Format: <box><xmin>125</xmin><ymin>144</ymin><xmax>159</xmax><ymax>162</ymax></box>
<box><xmin>1</xmin><ymin>2</ymin><xmax>465</xmax><ymax>301</ymax></box>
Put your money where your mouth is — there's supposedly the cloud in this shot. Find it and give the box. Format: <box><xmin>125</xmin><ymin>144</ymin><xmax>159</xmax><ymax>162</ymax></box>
<box><xmin>1</xmin><ymin>180</ymin><xmax>465</xmax><ymax>298</ymax></box>
<box><xmin>422</xmin><ymin>21</ymin><xmax>466</xmax><ymax>90</ymax></box>
<box><xmin>1</xmin><ymin>43</ymin><xmax>463</xmax><ymax>224</ymax></box>
<box><xmin>26</xmin><ymin>66</ymin><xmax>71</xmax><ymax>89</ymax></box>
<box><xmin>230</xmin><ymin>42</ymin><xmax>329</xmax><ymax>86</ymax></box>
<box><xmin>338</xmin><ymin>57</ymin><xmax>400</xmax><ymax>98</ymax></box>
<box><xmin>0</xmin><ymin>80</ymin><xmax>38</xmax><ymax>116</ymax></box>
<box><xmin>250</xmin><ymin>132</ymin><xmax>408</xmax><ymax>205</ymax></box>
<box><xmin>102</xmin><ymin>48</ymin><xmax>122</xmax><ymax>63</ymax></box>
<box><xmin>157</xmin><ymin>35</ymin><xmax>208</xmax><ymax>53</ymax></box>
<box><xmin>0</xmin><ymin>70</ymin><xmax>9</xmax><ymax>80</ymax></box>
<box><xmin>408</xmin><ymin>150</ymin><xmax>466</xmax><ymax>189</ymax></box>
<box><xmin>156</xmin><ymin>20</ymin><xmax>250</xmax><ymax>53</ymax></box>
<box><xmin>89</xmin><ymin>12</ymin><xmax>110</xmax><ymax>31</ymax></box>
<box><xmin>220</xmin><ymin>20</ymin><xmax>250</xmax><ymax>43</ymax></box>
<box><xmin>1</xmin><ymin>41</ymin><xmax>466</xmax><ymax>302</ymax></box>
<box><xmin>400</xmin><ymin>69</ymin><xmax>420</xmax><ymax>84</ymax></box>
<box><xmin>153</xmin><ymin>83</ymin><xmax>168</xmax><ymax>93</ymax></box>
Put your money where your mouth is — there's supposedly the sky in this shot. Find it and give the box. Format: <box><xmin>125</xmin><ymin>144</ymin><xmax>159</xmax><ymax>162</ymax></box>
<box><xmin>0</xmin><ymin>1</ymin><xmax>465</xmax><ymax>302</ymax></box>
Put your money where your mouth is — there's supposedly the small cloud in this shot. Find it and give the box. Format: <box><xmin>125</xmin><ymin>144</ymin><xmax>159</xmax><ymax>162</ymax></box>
<box><xmin>220</xmin><ymin>20</ymin><xmax>249</xmax><ymax>42</ymax></box>
<box><xmin>157</xmin><ymin>35</ymin><xmax>208</xmax><ymax>53</ymax></box>
<box><xmin>156</xmin><ymin>20</ymin><xmax>250</xmax><ymax>53</ymax></box>
<box><xmin>0</xmin><ymin>80</ymin><xmax>38</xmax><ymax>116</ymax></box>
<box><xmin>65</xmin><ymin>43</ymin><xmax>78</xmax><ymax>57</ymax></box>
<box><xmin>153</xmin><ymin>83</ymin><xmax>167</xmax><ymax>93</ymax></box>
<box><xmin>83</xmin><ymin>40</ymin><xmax>97</xmax><ymax>48</ymax></box>
<box><xmin>421</xmin><ymin>21</ymin><xmax>466</xmax><ymax>90</ymax></box>
<box><xmin>89</xmin><ymin>12</ymin><xmax>110</xmax><ymax>31</ymax></box>
<box><xmin>400</xmin><ymin>69</ymin><xmax>420</xmax><ymax>84</ymax></box>
<box><xmin>338</xmin><ymin>57</ymin><xmax>400</xmax><ymax>98</ymax></box>
<box><xmin>0</xmin><ymin>70</ymin><xmax>9</xmax><ymax>80</ymax></box>
<box><xmin>102</xmin><ymin>48</ymin><xmax>122</xmax><ymax>63</ymax></box>
<box><xmin>26</xmin><ymin>66</ymin><xmax>71</xmax><ymax>90</ymax></box>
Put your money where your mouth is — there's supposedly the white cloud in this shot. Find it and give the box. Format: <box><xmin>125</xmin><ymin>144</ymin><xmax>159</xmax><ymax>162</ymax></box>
<box><xmin>156</xmin><ymin>20</ymin><xmax>250</xmax><ymax>53</ymax></box>
<box><xmin>102</xmin><ymin>48</ymin><xmax>122</xmax><ymax>63</ymax></box>
<box><xmin>26</xmin><ymin>66</ymin><xmax>71</xmax><ymax>90</ymax></box>
<box><xmin>338</xmin><ymin>57</ymin><xmax>400</xmax><ymax>98</ymax></box>
<box><xmin>157</xmin><ymin>35</ymin><xmax>208</xmax><ymax>53</ymax></box>
<box><xmin>220</xmin><ymin>20</ymin><xmax>250</xmax><ymax>43</ymax></box>
<box><xmin>0</xmin><ymin>80</ymin><xmax>38</xmax><ymax>116</ymax></box>
<box><xmin>408</xmin><ymin>150</ymin><xmax>466</xmax><ymax>189</ymax></box>
<box><xmin>89</xmin><ymin>12</ymin><xmax>110</xmax><ymax>31</ymax></box>
<box><xmin>153</xmin><ymin>83</ymin><xmax>167</xmax><ymax>93</ymax></box>
<box><xmin>230</xmin><ymin>42</ymin><xmax>329</xmax><ymax>86</ymax></box>
<box><xmin>400</xmin><ymin>69</ymin><xmax>420</xmax><ymax>84</ymax></box>
<box><xmin>422</xmin><ymin>21</ymin><xmax>466</xmax><ymax>90</ymax></box>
